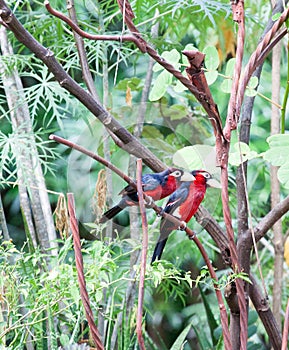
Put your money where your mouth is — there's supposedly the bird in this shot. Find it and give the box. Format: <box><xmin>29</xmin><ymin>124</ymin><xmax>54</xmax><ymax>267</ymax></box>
<box><xmin>99</xmin><ymin>168</ymin><xmax>195</xmax><ymax>223</ymax></box>
<box><xmin>151</xmin><ymin>170</ymin><xmax>220</xmax><ymax>263</ymax></box>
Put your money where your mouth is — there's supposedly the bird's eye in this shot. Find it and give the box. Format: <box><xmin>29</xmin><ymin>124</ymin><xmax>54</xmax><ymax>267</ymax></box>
<box><xmin>172</xmin><ymin>170</ymin><xmax>182</xmax><ymax>177</ymax></box>
<box><xmin>203</xmin><ymin>172</ymin><xmax>211</xmax><ymax>179</ymax></box>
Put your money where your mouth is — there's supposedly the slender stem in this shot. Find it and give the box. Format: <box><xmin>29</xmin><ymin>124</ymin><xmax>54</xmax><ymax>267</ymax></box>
<box><xmin>67</xmin><ymin>193</ymin><xmax>104</xmax><ymax>350</ymax></box>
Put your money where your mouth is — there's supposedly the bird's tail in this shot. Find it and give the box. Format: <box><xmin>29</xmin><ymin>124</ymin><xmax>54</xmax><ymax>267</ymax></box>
<box><xmin>151</xmin><ymin>238</ymin><xmax>168</xmax><ymax>263</ymax></box>
<box><xmin>99</xmin><ymin>205</ymin><xmax>124</xmax><ymax>223</ymax></box>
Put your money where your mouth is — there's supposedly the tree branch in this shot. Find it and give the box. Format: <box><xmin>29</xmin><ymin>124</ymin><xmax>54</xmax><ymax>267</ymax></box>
<box><xmin>0</xmin><ymin>0</ymin><xmax>165</xmax><ymax>172</ymax></box>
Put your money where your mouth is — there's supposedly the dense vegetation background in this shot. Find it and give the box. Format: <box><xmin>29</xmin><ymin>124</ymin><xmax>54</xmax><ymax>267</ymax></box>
<box><xmin>0</xmin><ymin>0</ymin><xmax>289</xmax><ymax>349</ymax></box>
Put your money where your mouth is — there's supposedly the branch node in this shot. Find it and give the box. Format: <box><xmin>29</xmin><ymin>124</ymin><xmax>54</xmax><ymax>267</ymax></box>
<box><xmin>0</xmin><ymin>8</ymin><xmax>12</xmax><ymax>23</ymax></box>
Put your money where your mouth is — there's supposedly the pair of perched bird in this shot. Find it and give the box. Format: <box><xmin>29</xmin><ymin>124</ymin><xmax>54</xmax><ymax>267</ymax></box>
<box><xmin>99</xmin><ymin>168</ymin><xmax>220</xmax><ymax>262</ymax></box>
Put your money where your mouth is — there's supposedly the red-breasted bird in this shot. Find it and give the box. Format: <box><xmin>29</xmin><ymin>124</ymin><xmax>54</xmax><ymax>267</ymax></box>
<box><xmin>99</xmin><ymin>168</ymin><xmax>195</xmax><ymax>223</ymax></box>
<box><xmin>151</xmin><ymin>170</ymin><xmax>220</xmax><ymax>263</ymax></box>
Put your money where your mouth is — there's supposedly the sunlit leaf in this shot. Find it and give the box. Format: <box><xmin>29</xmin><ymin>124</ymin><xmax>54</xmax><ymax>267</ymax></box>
<box><xmin>204</xmin><ymin>46</ymin><xmax>220</xmax><ymax>70</ymax></box>
<box><xmin>153</xmin><ymin>49</ymin><xmax>181</xmax><ymax>72</ymax></box>
<box><xmin>149</xmin><ymin>70</ymin><xmax>172</xmax><ymax>101</ymax></box>
<box><xmin>205</xmin><ymin>70</ymin><xmax>218</xmax><ymax>85</ymax></box>
<box><xmin>277</xmin><ymin>164</ymin><xmax>289</xmax><ymax>188</ymax></box>
<box><xmin>229</xmin><ymin>142</ymin><xmax>258</xmax><ymax>166</ymax></box>
<box><xmin>170</xmin><ymin>323</ymin><xmax>192</xmax><ymax>350</ymax></box>
<box><xmin>173</xmin><ymin>145</ymin><xmax>219</xmax><ymax>174</ymax></box>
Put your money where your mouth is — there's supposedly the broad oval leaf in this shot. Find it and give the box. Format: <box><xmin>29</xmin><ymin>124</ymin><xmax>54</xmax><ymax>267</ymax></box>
<box><xmin>149</xmin><ymin>70</ymin><xmax>172</xmax><ymax>101</ymax></box>
<box><xmin>278</xmin><ymin>164</ymin><xmax>289</xmax><ymax>188</ymax></box>
<box><xmin>263</xmin><ymin>147</ymin><xmax>289</xmax><ymax>166</ymax></box>
<box><xmin>154</xmin><ymin>49</ymin><xmax>181</xmax><ymax>72</ymax></box>
<box><xmin>225</xmin><ymin>58</ymin><xmax>236</xmax><ymax>76</ymax></box>
<box><xmin>267</xmin><ymin>134</ymin><xmax>289</xmax><ymax>147</ymax></box>
<box><xmin>221</xmin><ymin>78</ymin><xmax>232</xmax><ymax>93</ymax></box>
<box><xmin>229</xmin><ymin>142</ymin><xmax>258</xmax><ymax>166</ymax></box>
<box><xmin>205</xmin><ymin>71</ymin><xmax>218</xmax><ymax>85</ymax></box>
<box><xmin>204</xmin><ymin>45</ymin><xmax>220</xmax><ymax>71</ymax></box>
<box><xmin>173</xmin><ymin>145</ymin><xmax>219</xmax><ymax>174</ymax></box>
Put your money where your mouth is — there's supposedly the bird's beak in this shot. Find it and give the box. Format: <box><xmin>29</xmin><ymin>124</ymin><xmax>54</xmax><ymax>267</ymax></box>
<box><xmin>180</xmin><ymin>172</ymin><xmax>196</xmax><ymax>182</ymax></box>
<box><xmin>207</xmin><ymin>178</ymin><xmax>222</xmax><ymax>188</ymax></box>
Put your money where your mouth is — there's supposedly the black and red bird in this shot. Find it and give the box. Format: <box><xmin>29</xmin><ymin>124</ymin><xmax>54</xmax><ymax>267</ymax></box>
<box><xmin>151</xmin><ymin>170</ymin><xmax>220</xmax><ymax>263</ymax></box>
<box><xmin>99</xmin><ymin>168</ymin><xmax>194</xmax><ymax>223</ymax></box>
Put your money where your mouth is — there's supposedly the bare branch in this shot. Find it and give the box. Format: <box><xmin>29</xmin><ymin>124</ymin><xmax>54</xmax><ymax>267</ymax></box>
<box><xmin>67</xmin><ymin>193</ymin><xmax>104</xmax><ymax>350</ymax></box>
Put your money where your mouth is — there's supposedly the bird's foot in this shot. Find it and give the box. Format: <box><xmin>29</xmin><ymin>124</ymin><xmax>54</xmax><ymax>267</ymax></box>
<box><xmin>178</xmin><ymin>221</ymin><xmax>187</xmax><ymax>230</ymax></box>
<box><xmin>144</xmin><ymin>195</ymin><xmax>154</xmax><ymax>207</ymax></box>
<box><xmin>157</xmin><ymin>207</ymin><xmax>164</xmax><ymax>217</ymax></box>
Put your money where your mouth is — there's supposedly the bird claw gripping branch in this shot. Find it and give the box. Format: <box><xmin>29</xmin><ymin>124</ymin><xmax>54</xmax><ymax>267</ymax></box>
<box><xmin>178</xmin><ymin>221</ymin><xmax>187</xmax><ymax>231</ymax></box>
<box><xmin>144</xmin><ymin>195</ymin><xmax>154</xmax><ymax>207</ymax></box>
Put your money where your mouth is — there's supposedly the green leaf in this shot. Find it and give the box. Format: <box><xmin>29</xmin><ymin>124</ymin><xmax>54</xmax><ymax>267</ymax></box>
<box><xmin>263</xmin><ymin>147</ymin><xmax>289</xmax><ymax>166</ymax></box>
<box><xmin>166</xmin><ymin>104</ymin><xmax>188</xmax><ymax>120</ymax></box>
<box><xmin>262</xmin><ymin>134</ymin><xmax>289</xmax><ymax>187</ymax></box>
<box><xmin>115</xmin><ymin>77</ymin><xmax>143</xmax><ymax>91</ymax></box>
<box><xmin>198</xmin><ymin>285</ymin><xmax>218</xmax><ymax>345</ymax></box>
<box><xmin>277</xmin><ymin>164</ymin><xmax>289</xmax><ymax>188</ymax></box>
<box><xmin>174</xmin><ymin>77</ymin><xmax>188</xmax><ymax>93</ymax></box>
<box><xmin>229</xmin><ymin>142</ymin><xmax>258</xmax><ymax>166</ymax></box>
<box><xmin>245</xmin><ymin>76</ymin><xmax>259</xmax><ymax>97</ymax></box>
<box><xmin>170</xmin><ymin>323</ymin><xmax>192</xmax><ymax>350</ymax></box>
<box><xmin>173</xmin><ymin>145</ymin><xmax>219</xmax><ymax>174</ymax></box>
<box><xmin>221</xmin><ymin>58</ymin><xmax>235</xmax><ymax>93</ymax></box>
<box><xmin>205</xmin><ymin>70</ymin><xmax>218</xmax><ymax>85</ymax></box>
<box><xmin>154</xmin><ymin>49</ymin><xmax>181</xmax><ymax>72</ymax></box>
<box><xmin>203</xmin><ymin>46</ymin><xmax>220</xmax><ymax>71</ymax></box>
<box><xmin>248</xmin><ymin>76</ymin><xmax>259</xmax><ymax>89</ymax></box>
<box><xmin>272</xmin><ymin>12</ymin><xmax>282</xmax><ymax>21</ymax></box>
<box><xmin>267</xmin><ymin>134</ymin><xmax>289</xmax><ymax>147</ymax></box>
<box><xmin>221</xmin><ymin>78</ymin><xmax>232</xmax><ymax>93</ymax></box>
<box><xmin>245</xmin><ymin>88</ymin><xmax>258</xmax><ymax>97</ymax></box>
<box><xmin>149</xmin><ymin>70</ymin><xmax>172</xmax><ymax>101</ymax></box>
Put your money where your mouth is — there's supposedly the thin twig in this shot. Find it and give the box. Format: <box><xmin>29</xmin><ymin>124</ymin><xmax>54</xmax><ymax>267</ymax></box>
<box><xmin>136</xmin><ymin>159</ymin><xmax>148</xmax><ymax>350</ymax></box>
<box><xmin>67</xmin><ymin>193</ymin><xmax>104</xmax><ymax>350</ymax></box>
<box><xmin>44</xmin><ymin>1</ymin><xmax>138</xmax><ymax>46</ymax></box>
<box><xmin>66</xmin><ymin>0</ymin><xmax>100</xmax><ymax>102</ymax></box>
<box><xmin>225</xmin><ymin>0</ymin><xmax>246</xmax><ymax>138</ymax></box>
